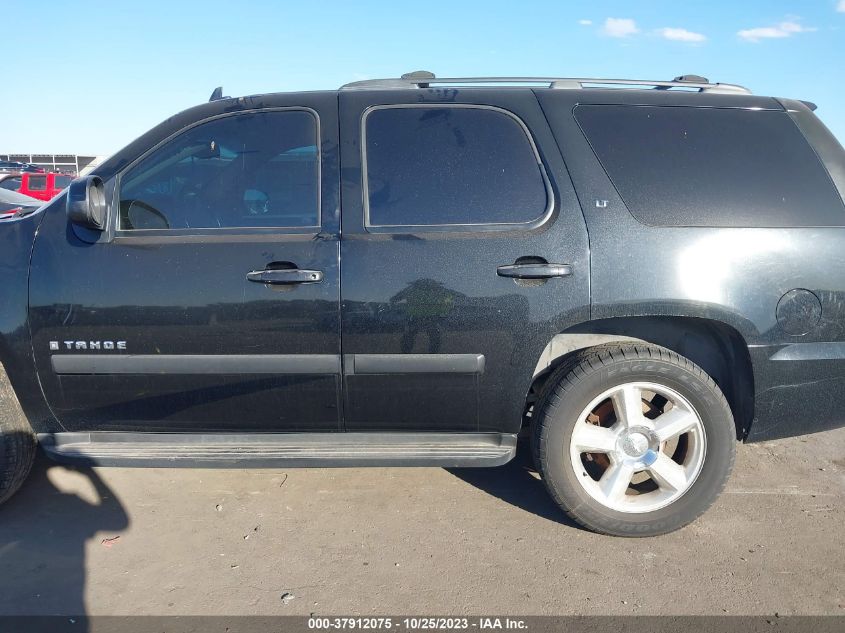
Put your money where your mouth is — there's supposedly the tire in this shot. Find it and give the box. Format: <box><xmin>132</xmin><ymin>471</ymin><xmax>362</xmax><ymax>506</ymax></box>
<box><xmin>0</xmin><ymin>365</ymin><xmax>36</xmax><ymax>506</ymax></box>
<box><xmin>531</xmin><ymin>343</ymin><xmax>736</xmax><ymax>537</ymax></box>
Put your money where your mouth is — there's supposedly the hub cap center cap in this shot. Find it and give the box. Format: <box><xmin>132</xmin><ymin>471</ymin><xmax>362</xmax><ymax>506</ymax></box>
<box><xmin>621</xmin><ymin>431</ymin><xmax>650</xmax><ymax>457</ymax></box>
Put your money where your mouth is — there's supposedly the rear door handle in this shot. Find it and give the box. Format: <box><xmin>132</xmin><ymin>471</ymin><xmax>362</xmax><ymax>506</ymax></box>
<box><xmin>246</xmin><ymin>269</ymin><xmax>324</xmax><ymax>284</ymax></box>
<box><xmin>496</xmin><ymin>263</ymin><xmax>573</xmax><ymax>279</ymax></box>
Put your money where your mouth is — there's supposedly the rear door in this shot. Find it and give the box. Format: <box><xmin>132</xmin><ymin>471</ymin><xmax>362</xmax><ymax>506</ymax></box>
<box><xmin>29</xmin><ymin>93</ymin><xmax>342</xmax><ymax>432</ymax></box>
<box><xmin>338</xmin><ymin>89</ymin><xmax>590</xmax><ymax>433</ymax></box>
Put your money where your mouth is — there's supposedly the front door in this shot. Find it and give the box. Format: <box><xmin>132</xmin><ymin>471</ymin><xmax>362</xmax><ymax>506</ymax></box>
<box><xmin>338</xmin><ymin>90</ymin><xmax>590</xmax><ymax>433</ymax></box>
<box><xmin>29</xmin><ymin>95</ymin><xmax>342</xmax><ymax>432</ymax></box>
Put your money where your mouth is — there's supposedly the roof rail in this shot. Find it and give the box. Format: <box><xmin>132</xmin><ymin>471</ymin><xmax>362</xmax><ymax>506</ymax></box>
<box><xmin>339</xmin><ymin>72</ymin><xmax>751</xmax><ymax>95</ymax></box>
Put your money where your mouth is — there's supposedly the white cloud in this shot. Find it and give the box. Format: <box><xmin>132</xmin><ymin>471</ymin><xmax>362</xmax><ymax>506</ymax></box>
<box><xmin>838</xmin><ymin>1</ymin><xmax>845</xmax><ymax>13</ymax></box>
<box><xmin>602</xmin><ymin>18</ymin><xmax>639</xmax><ymax>38</ymax></box>
<box><xmin>658</xmin><ymin>27</ymin><xmax>707</xmax><ymax>42</ymax></box>
<box><xmin>578</xmin><ymin>19</ymin><xmax>592</xmax><ymax>26</ymax></box>
<box><xmin>737</xmin><ymin>21</ymin><xmax>817</xmax><ymax>42</ymax></box>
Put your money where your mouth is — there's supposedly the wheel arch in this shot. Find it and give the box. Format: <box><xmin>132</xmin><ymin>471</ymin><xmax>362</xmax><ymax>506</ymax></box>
<box><xmin>527</xmin><ymin>316</ymin><xmax>755</xmax><ymax>440</ymax></box>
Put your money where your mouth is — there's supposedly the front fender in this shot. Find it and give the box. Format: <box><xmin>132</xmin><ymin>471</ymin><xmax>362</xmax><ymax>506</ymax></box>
<box><xmin>0</xmin><ymin>204</ymin><xmax>59</xmax><ymax>432</ymax></box>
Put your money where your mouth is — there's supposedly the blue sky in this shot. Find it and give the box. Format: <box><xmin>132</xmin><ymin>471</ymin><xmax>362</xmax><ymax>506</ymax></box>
<box><xmin>3</xmin><ymin>0</ymin><xmax>844</xmax><ymax>155</ymax></box>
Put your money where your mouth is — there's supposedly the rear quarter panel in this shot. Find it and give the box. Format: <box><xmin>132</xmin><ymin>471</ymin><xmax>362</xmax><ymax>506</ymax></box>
<box><xmin>537</xmin><ymin>89</ymin><xmax>845</xmax><ymax>441</ymax></box>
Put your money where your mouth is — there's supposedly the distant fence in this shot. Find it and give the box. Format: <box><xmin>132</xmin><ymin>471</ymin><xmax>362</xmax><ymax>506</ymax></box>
<box><xmin>0</xmin><ymin>154</ymin><xmax>103</xmax><ymax>174</ymax></box>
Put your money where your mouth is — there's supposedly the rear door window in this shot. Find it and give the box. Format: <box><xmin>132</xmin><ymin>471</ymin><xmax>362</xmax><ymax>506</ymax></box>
<box><xmin>575</xmin><ymin>105</ymin><xmax>845</xmax><ymax>227</ymax></box>
<box><xmin>363</xmin><ymin>105</ymin><xmax>549</xmax><ymax>229</ymax></box>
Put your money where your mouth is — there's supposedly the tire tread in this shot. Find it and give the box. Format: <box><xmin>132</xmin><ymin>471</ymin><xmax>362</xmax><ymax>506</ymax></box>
<box><xmin>0</xmin><ymin>365</ymin><xmax>37</xmax><ymax>506</ymax></box>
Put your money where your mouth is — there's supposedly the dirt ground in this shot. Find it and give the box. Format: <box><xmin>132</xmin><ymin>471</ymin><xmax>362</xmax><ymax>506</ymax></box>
<box><xmin>0</xmin><ymin>428</ymin><xmax>842</xmax><ymax>616</ymax></box>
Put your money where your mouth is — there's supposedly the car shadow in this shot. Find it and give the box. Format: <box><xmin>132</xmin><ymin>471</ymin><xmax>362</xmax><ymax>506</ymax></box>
<box><xmin>446</xmin><ymin>441</ymin><xmax>587</xmax><ymax>530</ymax></box>
<box><xmin>0</xmin><ymin>450</ymin><xmax>128</xmax><ymax>623</ymax></box>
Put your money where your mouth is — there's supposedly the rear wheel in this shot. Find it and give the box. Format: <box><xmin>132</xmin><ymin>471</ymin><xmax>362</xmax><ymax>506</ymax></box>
<box><xmin>0</xmin><ymin>367</ymin><xmax>36</xmax><ymax>506</ymax></box>
<box><xmin>532</xmin><ymin>344</ymin><xmax>735</xmax><ymax>536</ymax></box>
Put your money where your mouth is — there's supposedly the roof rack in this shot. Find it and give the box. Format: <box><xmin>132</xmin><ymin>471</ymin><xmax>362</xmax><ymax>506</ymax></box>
<box><xmin>339</xmin><ymin>71</ymin><xmax>751</xmax><ymax>95</ymax></box>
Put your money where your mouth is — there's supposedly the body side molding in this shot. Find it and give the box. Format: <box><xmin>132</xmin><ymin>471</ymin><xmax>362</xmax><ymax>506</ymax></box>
<box><xmin>51</xmin><ymin>354</ymin><xmax>341</xmax><ymax>375</ymax></box>
<box><xmin>50</xmin><ymin>354</ymin><xmax>488</xmax><ymax>376</ymax></box>
<box><xmin>345</xmin><ymin>354</ymin><xmax>485</xmax><ymax>375</ymax></box>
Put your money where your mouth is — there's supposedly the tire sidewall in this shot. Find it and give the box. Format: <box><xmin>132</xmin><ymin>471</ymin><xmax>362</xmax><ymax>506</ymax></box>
<box><xmin>539</xmin><ymin>355</ymin><xmax>735</xmax><ymax>536</ymax></box>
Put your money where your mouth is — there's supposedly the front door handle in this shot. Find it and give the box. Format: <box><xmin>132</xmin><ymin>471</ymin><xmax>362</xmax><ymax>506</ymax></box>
<box><xmin>246</xmin><ymin>268</ymin><xmax>324</xmax><ymax>284</ymax></box>
<box><xmin>496</xmin><ymin>263</ymin><xmax>573</xmax><ymax>279</ymax></box>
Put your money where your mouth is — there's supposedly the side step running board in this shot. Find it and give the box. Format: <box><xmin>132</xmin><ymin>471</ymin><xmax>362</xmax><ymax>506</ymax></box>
<box><xmin>37</xmin><ymin>432</ymin><xmax>517</xmax><ymax>469</ymax></box>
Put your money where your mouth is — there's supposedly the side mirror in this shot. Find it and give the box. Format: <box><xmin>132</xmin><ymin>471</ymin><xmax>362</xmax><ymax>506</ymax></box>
<box><xmin>67</xmin><ymin>176</ymin><xmax>106</xmax><ymax>230</ymax></box>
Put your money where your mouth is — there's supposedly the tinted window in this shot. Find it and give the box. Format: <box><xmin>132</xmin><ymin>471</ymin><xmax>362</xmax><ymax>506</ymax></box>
<box><xmin>0</xmin><ymin>177</ymin><xmax>21</xmax><ymax>191</ymax></box>
<box><xmin>53</xmin><ymin>175</ymin><xmax>72</xmax><ymax>190</ymax></box>
<box><xmin>364</xmin><ymin>106</ymin><xmax>548</xmax><ymax>228</ymax></box>
<box><xmin>27</xmin><ymin>175</ymin><xmax>47</xmax><ymax>191</ymax></box>
<box><xmin>119</xmin><ymin>110</ymin><xmax>319</xmax><ymax>230</ymax></box>
<box><xmin>576</xmin><ymin>105</ymin><xmax>845</xmax><ymax>227</ymax></box>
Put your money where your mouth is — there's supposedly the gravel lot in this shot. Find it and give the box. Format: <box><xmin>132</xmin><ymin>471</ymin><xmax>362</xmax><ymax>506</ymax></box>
<box><xmin>0</xmin><ymin>428</ymin><xmax>842</xmax><ymax>616</ymax></box>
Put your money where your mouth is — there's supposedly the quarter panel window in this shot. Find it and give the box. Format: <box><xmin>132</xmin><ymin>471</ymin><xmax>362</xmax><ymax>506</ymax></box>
<box><xmin>575</xmin><ymin>105</ymin><xmax>845</xmax><ymax>227</ymax></box>
<box><xmin>53</xmin><ymin>175</ymin><xmax>72</xmax><ymax>190</ymax></box>
<box><xmin>119</xmin><ymin>110</ymin><xmax>319</xmax><ymax>231</ymax></box>
<box><xmin>364</xmin><ymin>106</ymin><xmax>548</xmax><ymax>228</ymax></box>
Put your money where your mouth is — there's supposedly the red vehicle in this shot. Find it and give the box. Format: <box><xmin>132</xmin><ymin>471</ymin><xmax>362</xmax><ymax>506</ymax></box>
<box><xmin>17</xmin><ymin>172</ymin><xmax>73</xmax><ymax>201</ymax></box>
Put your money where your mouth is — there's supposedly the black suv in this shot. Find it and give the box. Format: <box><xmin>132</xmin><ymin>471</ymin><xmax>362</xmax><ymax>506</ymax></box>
<box><xmin>2</xmin><ymin>73</ymin><xmax>844</xmax><ymax>536</ymax></box>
